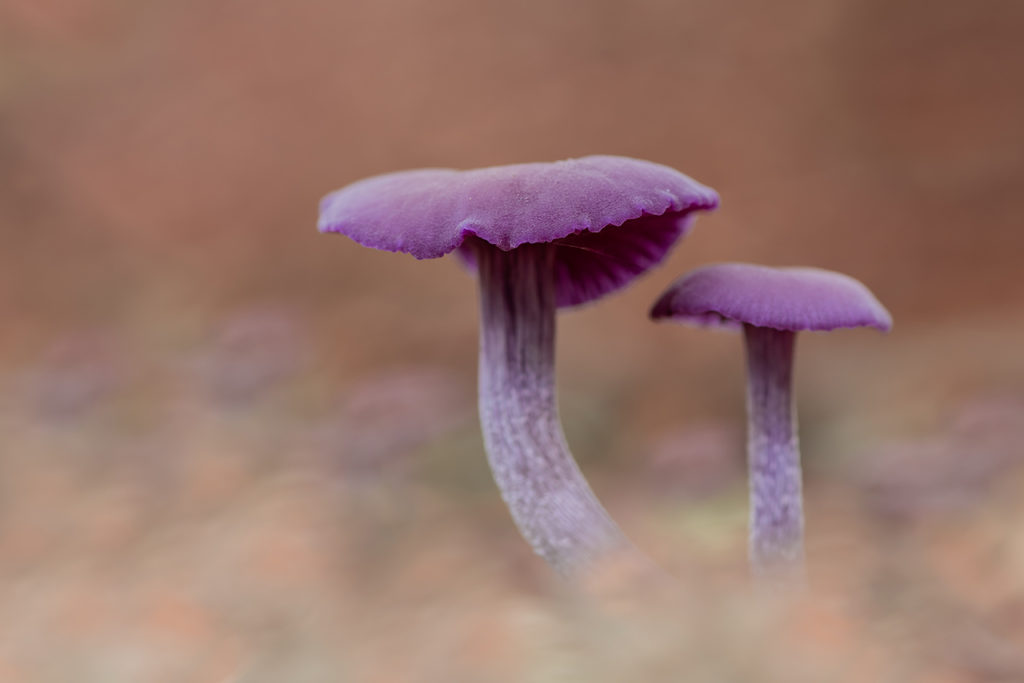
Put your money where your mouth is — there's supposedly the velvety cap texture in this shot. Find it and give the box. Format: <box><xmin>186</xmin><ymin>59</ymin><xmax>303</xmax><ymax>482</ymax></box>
<box><xmin>650</xmin><ymin>263</ymin><xmax>893</xmax><ymax>332</ymax></box>
<box><xmin>318</xmin><ymin>156</ymin><xmax>718</xmax><ymax>308</ymax></box>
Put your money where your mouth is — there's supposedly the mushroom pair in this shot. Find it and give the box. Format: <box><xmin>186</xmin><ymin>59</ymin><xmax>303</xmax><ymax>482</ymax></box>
<box><xmin>318</xmin><ymin>156</ymin><xmax>891</xmax><ymax>582</ymax></box>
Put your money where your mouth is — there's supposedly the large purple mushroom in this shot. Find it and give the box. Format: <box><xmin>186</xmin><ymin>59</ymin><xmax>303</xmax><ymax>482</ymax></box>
<box><xmin>650</xmin><ymin>263</ymin><xmax>891</xmax><ymax>579</ymax></box>
<box><xmin>320</xmin><ymin>156</ymin><xmax>718</xmax><ymax>577</ymax></box>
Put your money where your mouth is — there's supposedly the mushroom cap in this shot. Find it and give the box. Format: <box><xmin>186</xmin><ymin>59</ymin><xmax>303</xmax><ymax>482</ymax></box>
<box><xmin>318</xmin><ymin>156</ymin><xmax>718</xmax><ymax>308</ymax></box>
<box><xmin>650</xmin><ymin>263</ymin><xmax>893</xmax><ymax>332</ymax></box>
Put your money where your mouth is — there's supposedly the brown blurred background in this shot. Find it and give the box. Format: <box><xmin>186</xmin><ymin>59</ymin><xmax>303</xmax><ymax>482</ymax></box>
<box><xmin>2</xmin><ymin>0</ymin><xmax>1023</xmax><ymax>680</ymax></box>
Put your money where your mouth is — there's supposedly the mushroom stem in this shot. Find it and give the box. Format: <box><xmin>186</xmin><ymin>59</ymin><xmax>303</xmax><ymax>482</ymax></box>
<box><xmin>743</xmin><ymin>324</ymin><xmax>805</xmax><ymax>580</ymax></box>
<box><xmin>476</xmin><ymin>241</ymin><xmax>631</xmax><ymax>577</ymax></box>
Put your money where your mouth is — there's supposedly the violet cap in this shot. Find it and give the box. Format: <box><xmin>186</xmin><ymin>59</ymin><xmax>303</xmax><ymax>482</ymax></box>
<box><xmin>650</xmin><ymin>263</ymin><xmax>893</xmax><ymax>332</ymax></box>
<box><xmin>319</xmin><ymin>156</ymin><xmax>718</xmax><ymax>308</ymax></box>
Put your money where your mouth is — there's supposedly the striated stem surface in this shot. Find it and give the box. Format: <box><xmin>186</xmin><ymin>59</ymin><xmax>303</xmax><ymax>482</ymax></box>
<box><xmin>476</xmin><ymin>241</ymin><xmax>630</xmax><ymax>577</ymax></box>
<box><xmin>744</xmin><ymin>325</ymin><xmax>805</xmax><ymax>580</ymax></box>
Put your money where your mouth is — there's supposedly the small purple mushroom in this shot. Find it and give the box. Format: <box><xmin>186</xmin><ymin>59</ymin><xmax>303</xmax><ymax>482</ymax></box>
<box><xmin>320</xmin><ymin>156</ymin><xmax>718</xmax><ymax>577</ymax></box>
<box><xmin>650</xmin><ymin>263</ymin><xmax>891</xmax><ymax>578</ymax></box>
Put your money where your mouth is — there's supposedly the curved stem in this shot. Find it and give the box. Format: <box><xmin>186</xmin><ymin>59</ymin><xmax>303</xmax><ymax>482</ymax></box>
<box><xmin>744</xmin><ymin>325</ymin><xmax>805</xmax><ymax>580</ymax></box>
<box><xmin>476</xmin><ymin>241</ymin><xmax>631</xmax><ymax>577</ymax></box>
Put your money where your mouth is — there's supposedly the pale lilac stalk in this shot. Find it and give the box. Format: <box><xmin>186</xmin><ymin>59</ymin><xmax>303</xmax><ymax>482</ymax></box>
<box><xmin>477</xmin><ymin>242</ymin><xmax>626</xmax><ymax>574</ymax></box>
<box><xmin>744</xmin><ymin>325</ymin><xmax>802</xmax><ymax>577</ymax></box>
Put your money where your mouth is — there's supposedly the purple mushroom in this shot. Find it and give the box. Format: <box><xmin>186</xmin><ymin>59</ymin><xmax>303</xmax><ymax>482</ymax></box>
<box><xmin>319</xmin><ymin>156</ymin><xmax>718</xmax><ymax>577</ymax></box>
<box><xmin>650</xmin><ymin>263</ymin><xmax>891</xmax><ymax>578</ymax></box>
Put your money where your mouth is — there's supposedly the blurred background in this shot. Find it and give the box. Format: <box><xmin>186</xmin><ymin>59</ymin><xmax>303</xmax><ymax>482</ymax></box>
<box><xmin>2</xmin><ymin>0</ymin><xmax>1023</xmax><ymax>680</ymax></box>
